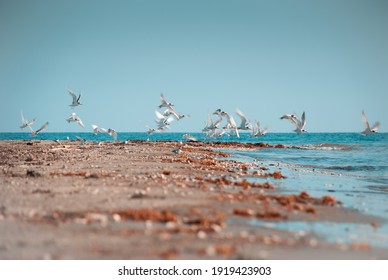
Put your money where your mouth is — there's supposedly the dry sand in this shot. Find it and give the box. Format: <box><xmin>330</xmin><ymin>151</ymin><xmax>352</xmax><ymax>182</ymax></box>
<box><xmin>0</xmin><ymin>140</ymin><xmax>387</xmax><ymax>259</ymax></box>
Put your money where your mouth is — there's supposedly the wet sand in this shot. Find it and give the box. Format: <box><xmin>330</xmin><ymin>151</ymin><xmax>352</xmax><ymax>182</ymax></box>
<box><xmin>0</xmin><ymin>140</ymin><xmax>387</xmax><ymax>259</ymax></box>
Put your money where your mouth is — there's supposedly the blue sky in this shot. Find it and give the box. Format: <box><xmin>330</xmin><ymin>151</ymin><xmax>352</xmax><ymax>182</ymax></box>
<box><xmin>1</xmin><ymin>0</ymin><xmax>387</xmax><ymax>133</ymax></box>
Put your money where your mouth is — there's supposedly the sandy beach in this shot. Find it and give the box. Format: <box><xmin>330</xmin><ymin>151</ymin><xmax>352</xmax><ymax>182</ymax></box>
<box><xmin>0</xmin><ymin>140</ymin><xmax>387</xmax><ymax>259</ymax></box>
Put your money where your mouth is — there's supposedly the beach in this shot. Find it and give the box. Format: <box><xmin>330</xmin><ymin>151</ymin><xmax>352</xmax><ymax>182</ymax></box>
<box><xmin>0</xmin><ymin>140</ymin><xmax>387</xmax><ymax>259</ymax></box>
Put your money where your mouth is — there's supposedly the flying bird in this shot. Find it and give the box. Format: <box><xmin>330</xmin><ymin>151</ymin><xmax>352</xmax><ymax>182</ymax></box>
<box><xmin>281</xmin><ymin>112</ymin><xmax>306</xmax><ymax>134</ymax></box>
<box><xmin>108</xmin><ymin>128</ymin><xmax>117</xmax><ymax>141</ymax></box>
<box><xmin>67</xmin><ymin>88</ymin><xmax>82</xmax><ymax>108</ymax></box>
<box><xmin>20</xmin><ymin>111</ymin><xmax>36</xmax><ymax>130</ymax></box>
<box><xmin>251</xmin><ymin>120</ymin><xmax>269</xmax><ymax>137</ymax></box>
<box><xmin>221</xmin><ymin>111</ymin><xmax>240</xmax><ymax>138</ymax></box>
<box><xmin>92</xmin><ymin>124</ymin><xmax>108</xmax><ymax>134</ymax></box>
<box><xmin>29</xmin><ymin>122</ymin><xmax>49</xmax><ymax>137</ymax></box>
<box><xmin>235</xmin><ymin>108</ymin><xmax>253</xmax><ymax>130</ymax></box>
<box><xmin>158</xmin><ymin>93</ymin><xmax>174</xmax><ymax>109</ymax></box>
<box><xmin>361</xmin><ymin>111</ymin><xmax>380</xmax><ymax>135</ymax></box>
<box><xmin>66</xmin><ymin>112</ymin><xmax>85</xmax><ymax>127</ymax></box>
<box><xmin>183</xmin><ymin>134</ymin><xmax>199</xmax><ymax>142</ymax></box>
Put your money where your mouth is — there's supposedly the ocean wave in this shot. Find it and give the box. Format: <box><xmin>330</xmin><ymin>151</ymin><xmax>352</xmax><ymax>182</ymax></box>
<box><xmin>323</xmin><ymin>165</ymin><xmax>386</xmax><ymax>172</ymax></box>
<box><xmin>290</xmin><ymin>143</ymin><xmax>355</xmax><ymax>151</ymax></box>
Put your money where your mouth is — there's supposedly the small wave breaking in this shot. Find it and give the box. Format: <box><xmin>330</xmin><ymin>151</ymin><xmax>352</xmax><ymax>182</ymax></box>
<box><xmin>290</xmin><ymin>143</ymin><xmax>355</xmax><ymax>151</ymax></box>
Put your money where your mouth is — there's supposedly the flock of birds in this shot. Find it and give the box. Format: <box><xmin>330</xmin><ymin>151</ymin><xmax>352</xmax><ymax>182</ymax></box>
<box><xmin>19</xmin><ymin>91</ymin><xmax>381</xmax><ymax>141</ymax></box>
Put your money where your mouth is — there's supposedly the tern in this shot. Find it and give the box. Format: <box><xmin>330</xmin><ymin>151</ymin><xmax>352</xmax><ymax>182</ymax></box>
<box><xmin>221</xmin><ymin>111</ymin><xmax>240</xmax><ymax>138</ymax></box>
<box><xmin>213</xmin><ymin>109</ymin><xmax>226</xmax><ymax>116</ymax></box>
<box><xmin>183</xmin><ymin>134</ymin><xmax>199</xmax><ymax>142</ymax></box>
<box><xmin>107</xmin><ymin>128</ymin><xmax>117</xmax><ymax>141</ymax></box>
<box><xmin>92</xmin><ymin>124</ymin><xmax>108</xmax><ymax>134</ymax></box>
<box><xmin>20</xmin><ymin>111</ymin><xmax>36</xmax><ymax>130</ymax></box>
<box><xmin>361</xmin><ymin>111</ymin><xmax>380</xmax><ymax>135</ymax></box>
<box><xmin>146</xmin><ymin>125</ymin><xmax>156</xmax><ymax>135</ymax></box>
<box><xmin>158</xmin><ymin>93</ymin><xmax>174</xmax><ymax>109</ymax></box>
<box><xmin>168</xmin><ymin>106</ymin><xmax>190</xmax><ymax>121</ymax></box>
<box><xmin>235</xmin><ymin>108</ymin><xmax>253</xmax><ymax>130</ymax></box>
<box><xmin>29</xmin><ymin>122</ymin><xmax>49</xmax><ymax>137</ymax></box>
<box><xmin>67</xmin><ymin>88</ymin><xmax>82</xmax><ymax>108</ymax></box>
<box><xmin>66</xmin><ymin>112</ymin><xmax>85</xmax><ymax>127</ymax></box>
<box><xmin>155</xmin><ymin>111</ymin><xmax>175</xmax><ymax>130</ymax></box>
<box><xmin>281</xmin><ymin>112</ymin><xmax>306</xmax><ymax>134</ymax></box>
<box><xmin>75</xmin><ymin>135</ymin><xmax>86</xmax><ymax>145</ymax></box>
<box><xmin>251</xmin><ymin>120</ymin><xmax>269</xmax><ymax>137</ymax></box>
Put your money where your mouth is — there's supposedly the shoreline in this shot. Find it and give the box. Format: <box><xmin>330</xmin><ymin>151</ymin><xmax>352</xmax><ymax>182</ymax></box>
<box><xmin>1</xmin><ymin>140</ymin><xmax>387</xmax><ymax>259</ymax></box>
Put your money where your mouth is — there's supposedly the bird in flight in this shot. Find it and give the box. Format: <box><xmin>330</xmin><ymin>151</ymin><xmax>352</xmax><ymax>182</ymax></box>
<box><xmin>67</xmin><ymin>88</ymin><xmax>82</xmax><ymax>108</ymax></box>
<box><xmin>361</xmin><ymin>111</ymin><xmax>380</xmax><ymax>135</ymax></box>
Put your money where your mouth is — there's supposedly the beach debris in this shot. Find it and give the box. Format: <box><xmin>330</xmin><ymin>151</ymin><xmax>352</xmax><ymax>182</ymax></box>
<box><xmin>26</xmin><ymin>170</ymin><xmax>42</xmax><ymax>177</ymax></box>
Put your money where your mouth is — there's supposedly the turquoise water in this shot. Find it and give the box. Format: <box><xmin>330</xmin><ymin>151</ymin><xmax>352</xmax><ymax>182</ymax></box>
<box><xmin>2</xmin><ymin>132</ymin><xmax>388</xmax><ymax>248</ymax></box>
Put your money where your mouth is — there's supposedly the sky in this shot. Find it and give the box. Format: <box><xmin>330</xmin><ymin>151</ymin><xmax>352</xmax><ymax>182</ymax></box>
<box><xmin>1</xmin><ymin>0</ymin><xmax>387</xmax><ymax>133</ymax></box>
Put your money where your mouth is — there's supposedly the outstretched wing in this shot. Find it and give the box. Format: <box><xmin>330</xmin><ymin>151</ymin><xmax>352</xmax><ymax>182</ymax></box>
<box><xmin>67</xmin><ymin>89</ymin><xmax>78</xmax><ymax>103</ymax></box>
<box><xmin>36</xmin><ymin>122</ymin><xmax>49</xmax><ymax>134</ymax></box>
<box><xmin>361</xmin><ymin>111</ymin><xmax>370</xmax><ymax>130</ymax></box>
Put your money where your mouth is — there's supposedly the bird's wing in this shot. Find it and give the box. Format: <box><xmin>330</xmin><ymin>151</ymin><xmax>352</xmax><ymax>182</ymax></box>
<box><xmin>67</xmin><ymin>89</ymin><xmax>77</xmax><ymax>103</ymax></box>
<box><xmin>36</xmin><ymin>122</ymin><xmax>49</xmax><ymax>134</ymax></box>
<box><xmin>301</xmin><ymin>111</ymin><xmax>306</xmax><ymax>129</ymax></box>
<box><xmin>361</xmin><ymin>111</ymin><xmax>370</xmax><ymax>130</ymax></box>
<box><xmin>20</xmin><ymin>110</ymin><xmax>26</xmax><ymax>124</ymax></box>
<box><xmin>167</xmin><ymin>105</ymin><xmax>180</xmax><ymax>119</ymax></box>
<box><xmin>78</xmin><ymin>118</ymin><xmax>85</xmax><ymax>127</ymax></box>
<box><xmin>235</xmin><ymin>108</ymin><xmax>248</xmax><ymax>127</ymax></box>
<box><xmin>155</xmin><ymin>110</ymin><xmax>165</xmax><ymax>120</ymax></box>
<box><xmin>228</xmin><ymin>115</ymin><xmax>237</xmax><ymax>128</ymax></box>
<box><xmin>262</xmin><ymin>126</ymin><xmax>270</xmax><ymax>135</ymax></box>
<box><xmin>371</xmin><ymin>121</ymin><xmax>380</xmax><ymax>131</ymax></box>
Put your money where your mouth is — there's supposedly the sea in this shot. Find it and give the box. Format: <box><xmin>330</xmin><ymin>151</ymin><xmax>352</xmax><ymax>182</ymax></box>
<box><xmin>1</xmin><ymin>132</ymin><xmax>388</xmax><ymax>248</ymax></box>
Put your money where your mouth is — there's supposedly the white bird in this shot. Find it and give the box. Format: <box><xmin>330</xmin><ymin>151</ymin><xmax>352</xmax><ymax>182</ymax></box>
<box><xmin>280</xmin><ymin>114</ymin><xmax>297</xmax><ymax>124</ymax></box>
<box><xmin>251</xmin><ymin>120</ymin><xmax>269</xmax><ymax>137</ymax></box>
<box><xmin>235</xmin><ymin>108</ymin><xmax>253</xmax><ymax>130</ymax></box>
<box><xmin>168</xmin><ymin>106</ymin><xmax>190</xmax><ymax>121</ymax></box>
<box><xmin>29</xmin><ymin>122</ymin><xmax>49</xmax><ymax>137</ymax></box>
<box><xmin>221</xmin><ymin>111</ymin><xmax>240</xmax><ymax>138</ymax></box>
<box><xmin>281</xmin><ymin>112</ymin><xmax>306</xmax><ymax>134</ymax></box>
<box><xmin>20</xmin><ymin>111</ymin><xmax>36</xmax><ymax>130</ymax></box>
<box><xmin>155</xmin><ymin>111</ymin><xmax>174</xmax><ymax>130</ymax></box>
<box><xmin>145</xmin><ymin>125</ymin><xmax>156</xmax><ymax>135</ymax></box>
<box><xmin>202</xmin><ymin>113</ymin><xmax>223</xmax><ymax>132</ymax></box>
<box><xmin>158</xmin><ymin>93</ymin><xmax>174</xmax><ymax>109</ymax></box>
<box><xmin>361</xmin><ymin>111</ymin><xmax>380</xmax><ymax>135</ymax></box>
<box><xmin>67</xmin><ymin>88</ymin><xmax>82</xmax><ymax>108</ymax></box>
<box><xmin>66</xmin><ymin>112</ymin><xmax>85</xmax><ymax>127</ymax></box>
<box><xmin>75</xmin><ymin>135</ymin><xmax>86</xmax><ymax>145</ymax></box>
<box><xmin>213</xmin><ymin>109</ymin><xmax>226</xmax><ymax>116</ymax></box>
<box><xmin>107</xmin><ymin>128</ymin><xmax>117</xmax><ymax>141</ymax></box>
<box><xmin>92</xmin><ymin>124</ymin><xmax>108</xmax><ymax>134</ymax></box>
<box><xmin>183</xmin><ymin>134</ymin><xmax>199</xmax><ymax>142</ymax></box>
